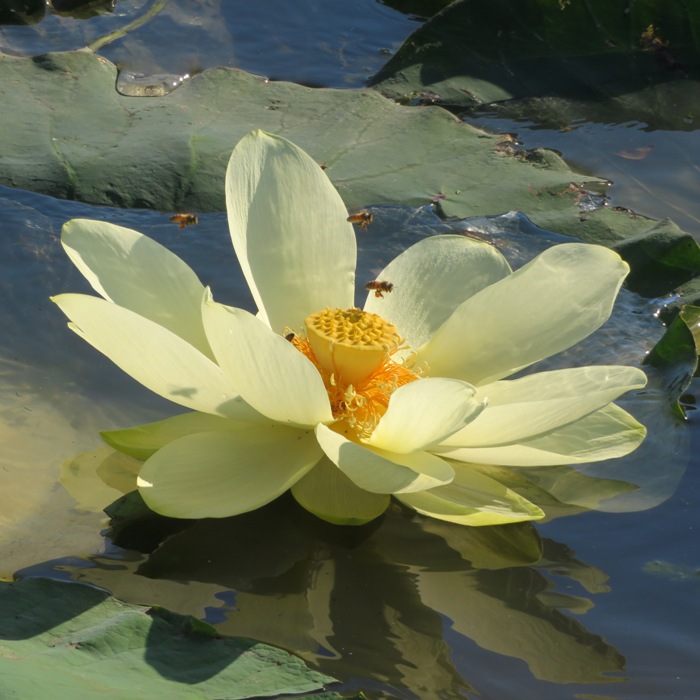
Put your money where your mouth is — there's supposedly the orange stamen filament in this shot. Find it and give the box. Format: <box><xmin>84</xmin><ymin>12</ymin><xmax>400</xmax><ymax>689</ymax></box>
<box><xmin>289</xmin><ymin>330</ymin><xmax>420</xmax><ymax>440</ymax></box>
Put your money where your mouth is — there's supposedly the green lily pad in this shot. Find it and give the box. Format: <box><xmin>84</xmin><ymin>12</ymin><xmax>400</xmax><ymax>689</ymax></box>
<box><xmin>611</xmin><ymin>219</ymin><xmax>700</xmax><ymax>297</ymax></box>
<box><xmin>369</xmin><ymin>0</ymin><xmax>700</xmax><ymax>109</ymax></box>
<box><xmin>644</xmin><ymin>305</ymin><xmax>700</xmax><ymax>417</ymax></box>
<box><xmin>466</xmin><ymin>80</ymin><xmax>700</xmax><ymax>133</ymax></box>
<box><xmin>0</xmin><ymin>577</ymin><xmax>337</xmax><ymax>699</ymax></box>
<box><xmin>0</xmin><ymin>48</ymin><xmax>689</xmax><ymax>244</ymax></box>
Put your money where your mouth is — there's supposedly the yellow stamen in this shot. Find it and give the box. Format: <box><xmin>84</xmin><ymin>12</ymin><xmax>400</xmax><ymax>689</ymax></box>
<box><xmin>291</xmin><ymin>309</ymin><xmax>420</xmax><ymax>440</ymax></box>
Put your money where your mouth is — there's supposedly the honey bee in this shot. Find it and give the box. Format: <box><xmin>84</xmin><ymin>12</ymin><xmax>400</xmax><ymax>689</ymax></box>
<box><xmin>170</xmin><ymin>213</ymin><xmax>199</xmax><ymax>229</ymax></box>
<box><xmin>365</xmin><ymin>280</ymin><xmax>394</xmax><ymax>299</ymax></box>
<box><xmin>347</xmin><ymin>210</ymin><xmax>373</xmax><ymax>230</ymax></box>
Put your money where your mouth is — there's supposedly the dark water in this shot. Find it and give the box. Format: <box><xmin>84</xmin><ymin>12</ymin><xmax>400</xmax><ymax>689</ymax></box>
<box><xmin>0</xmin><ymin>0</ymin><xmax>419</xmax><ymax>87</ymax></box>
<box><xmin>1</xmin><ymin>3</ymin><xmax>699</xmax><ymax>699</ymax></box>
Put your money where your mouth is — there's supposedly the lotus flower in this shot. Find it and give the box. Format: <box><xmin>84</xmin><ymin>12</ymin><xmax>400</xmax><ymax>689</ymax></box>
<box><xmin>52</xmin><ymin>131</ymin><xmax>646</xmax><ymax>527</ymax></box>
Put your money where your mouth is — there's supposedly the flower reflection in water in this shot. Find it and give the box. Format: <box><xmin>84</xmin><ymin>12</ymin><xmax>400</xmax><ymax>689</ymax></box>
<box><xmin>40</xmin><ymin>478</ymin><xmax>628</xmax><ymax>698</ymax></box>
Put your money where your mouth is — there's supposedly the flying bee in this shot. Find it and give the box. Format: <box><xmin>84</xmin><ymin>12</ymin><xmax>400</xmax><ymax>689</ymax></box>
<box><xmin>365</xmin><ymin>280</ymin><xmax>394</xmax><ymax>299</ymax></box>
<box><xmin>170</xmin><ymin>213</ymin><xmax>199</xmax><ymax>229</ymax></box>
<box><xmin>347</xmin><ymin>210</ymin><xmax>373</xmax><ymax>230</ymax></box>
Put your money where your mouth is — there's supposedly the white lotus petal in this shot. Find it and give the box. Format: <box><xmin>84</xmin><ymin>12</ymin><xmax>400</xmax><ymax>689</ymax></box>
<box><xmin>226</xmin><ymin>130</ymin><xmax>356</xmax><ymax>332</ymax></box>
<box><xmin>366</xmin><ymin>377</ymin><xmax>485</xmax><ymax>453</ymax></box>
<box><xmin>417</xmin><ymin>243</ymin><xmax>629</xmax><ymax>385</ymax></box>
<box><xmin>315</xmin><ymin>423</ymin><xmax>454</xmax><ymax>494</ymax></box>
<box><xmin>137</xmin><ymin>426</ymin><xmax>323</xmax><ymax>518</ymax></box>
<box><xmin>291</xmin><ymin>457</ymin><xmax>390</xmax><ymax>525</ymax></box>
<box><xmin>101</xmin><ymin>412</ymin><xmax>249</xmax><ymax>460</ymax></box>
<box><xmin>52</xmin><ymin>293</ymin><xmax>258</xmax><ymax>420</ymax></box>
<box><xmin>441</xmin><ymin>365</ymin><xmax>647</xmax><ymax>448</ymax></box>
<box><xmin>363</xmin><ymin>234</ymin><xmax>511</xmax><ymax>349</ymax></box>
<box><xmin>62</xmin><ymin>218</ymin><xmax>212</xmax><ymax>358</ymax></box>
<box><xmin>203</xmin><ymin>300</ymin><xmax>332</xmax><ymax>426</ymax></box>
<box><xmin>397</xmin><ymin>468</ymin><xmax>544</xmax><ymax>526</ymax></box>
<box><xmin>440</xmin><ymin>404</ymin><xmax>646</xmax><ymax>466</ymax></box>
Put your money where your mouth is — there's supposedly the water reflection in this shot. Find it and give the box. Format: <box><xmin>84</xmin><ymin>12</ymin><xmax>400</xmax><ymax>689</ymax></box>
<box><xmin>51</xmin><ymin>443</ymin><xmax>643</xmax><ymax>693</ymax></box>
<box><xmin>20</xmin><ymin>493</ymin><xmax>628</xmax><ymax>696</ymax></box>
<box><xmin>1</xmin><ymin>185</ymin><xmax>695</xmax><ymax>698</ymax></box>
<box><xmin>0</xmin><ymin>0</ymin><xmax>419</xmax><ymax>89</ymax></box>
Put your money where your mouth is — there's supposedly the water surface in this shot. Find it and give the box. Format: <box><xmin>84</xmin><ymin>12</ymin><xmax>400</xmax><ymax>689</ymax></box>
<box><xmin>1</xmin><ymin>3</ymin><xmax>699</xmax><ymax>699</ymax></box>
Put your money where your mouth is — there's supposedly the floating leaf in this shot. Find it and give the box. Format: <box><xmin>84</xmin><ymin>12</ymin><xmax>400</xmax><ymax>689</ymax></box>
<box><xmin>369</xmin><ymin>0</ymin><xmax>700</xmax><ymax>108</ymax></box>
<box><xmin>0</xmin><ymin>49</ymin><xmax>690</xmax><ymax>245</ymax></box>
<box><xmin>644</xmin><ymin>304</ymin><xmax>700</xmax><ymax>416</ymax></box>
<box><xmin>0</xmin><ymin>578</ymin><xmax>337</xmax><ymax>700</ymax></box>
<box><xmin>611</xmin><ymin>219</ymin><xmax>700</xmax><ymax>297</ymax></box>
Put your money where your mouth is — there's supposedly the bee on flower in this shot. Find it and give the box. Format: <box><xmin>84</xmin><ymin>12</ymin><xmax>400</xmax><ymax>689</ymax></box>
<box><xmin>53</xmin><ymin>131</ymin><xmax>646</xmax><ymax>527</ymax></box>
<box><xmin>364</xmin><ymin>280</ymin><xmax>394</xmax><ymax>298</ymax></box>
